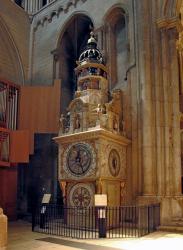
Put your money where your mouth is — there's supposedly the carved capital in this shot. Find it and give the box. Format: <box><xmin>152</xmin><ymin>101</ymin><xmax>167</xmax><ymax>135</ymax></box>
<box><xmin>51</xmin><ymin>49</ymin><xmax>60</xmax><ymax>61</ymax></box>
<box><xmin>157</xmin><ymin>16</ymin><xmax>182</xmax><ymax>32</ymax></box>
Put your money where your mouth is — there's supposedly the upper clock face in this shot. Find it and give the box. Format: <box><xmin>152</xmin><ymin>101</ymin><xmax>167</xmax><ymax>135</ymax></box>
<box><xmin>65</xmin><ymin>143</ymin><xmax>95</xmax><ymax>177</ymax></box>
<box><xmin>109</xmin><ymin>149</ymin><xmax>120</xmax><ymax>177</ymax></box>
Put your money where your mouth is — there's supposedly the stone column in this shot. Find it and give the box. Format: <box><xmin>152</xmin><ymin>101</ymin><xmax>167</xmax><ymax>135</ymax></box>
<box><xmin>138</xmin><ymin>0</ymin><xmax>155</xmax><ymax>196</ymax></box>
<box><xmin>109</xmin><ymin>24</ymin><xmax>117</xmax><ymax>87</ymax></box>
<box><xmin>158</xmin><ymin>21</ymin><xmax>183</xmax><ymax>225</ymax></box>
<box><xmin>38</xmin><ymin>0</ymin><xmax>42</xmax><ymax>10</ymax></box>
<box><xmin>169</xmin><ymin>28</ymin><xmax>181</xmax><ymax>196</ymax></box>
<box><xmin>0</xmin><ymin>208</ymin><xmax>7</xmax><ymax>250</ymax></box>
<box><xmin>28</xmin><ymin>0</ymin><xmax>36</xmax><ymax>14</ymax></box>
<box><xmin>24</xmin><ymin>0</ymin><xmax>28</xmax><ymax>11</ymax></box>
<box><xmin>27</xmin><ymin>0</ymin><xmax>32</xmax><ymax>13</ymax></box>
<box><xmin>160</xmin><ymin>27</ymin><xmax>171</xmax><ymax>196</ymax></box>
<box><xmin>160</xmin><ymin>26</ymin><xmax>181</xmax><ymax>197</ymax></box>
<box><xmin>34</xmin><ymin>0</ymin><xmax>40</xmax><ymax>12</ymax></box>
<box><xmin>32</xmin><ymin>0</ymin><xmax>36</xmax><ymax>12</ymax></box>
<box><xmin>177</xmin><ymin>31</ymin><xmax>183</xmax><ymax>95</ymax></box>
<box><xmin>105</xmin><ymin>24</ymin><xmax>117</xmax><ymax>90</ymax></box>
<box><xmin>148</xmin><ymin>19</ymin><xmax>162</xmax><ymax>198</ymax></box>
<box><xmin>51</xmin><ymin>49</ymin><xmax>60</xmax><ymax>80</ymax></box>
<box><xmin>95</xmin><ymin>27</ymin><xmax>104</xmax><ymax>52</ymax></box>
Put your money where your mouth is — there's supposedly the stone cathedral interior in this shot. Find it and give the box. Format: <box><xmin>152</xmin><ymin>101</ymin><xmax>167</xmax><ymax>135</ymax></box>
<box><xmin>1</xmin><ymin>0</ymin><xmax>183</xmax><ymax>239</ymax></box>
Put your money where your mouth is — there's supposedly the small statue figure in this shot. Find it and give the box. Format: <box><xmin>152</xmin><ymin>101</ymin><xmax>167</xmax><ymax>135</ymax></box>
<box><xmin>113</xmin><ymin>117</ymin><xmax>118</xmax><ymax>131</ymax></box>
<box><xmin>97</xmin><ymin>67</ymin><xmax>101</xmax><ymax>76</ymax></box>
<box><xmin>101</xmin><ymin>104</ymin><xmax>106</xmax><ymax>114</ymax></box>
<box><xmin>65</xmin><ymin>112</ymin><xmax>70</xmax><ymax>132</ymax></box>
<box><xmin>96</xmin><ymin>104</ymin><xmax>102</xmax><ymax>115</ymax></box>
<box><xmin>59</xmin><ymin>114</ymin><xmax>66</xmax><ymax>134</ymax></box>
<box><xmin>74</xmin><ymin>113</ymin><xmax>80</xmax><ymax>129</ymax></box>
<box><xmin>83</xmin><ymin>68</ymin><xmax>87</xmax><ymax>76</ymax></box>
<box><xmin>103</xmin><ymin>71</ymin><xmax>107</xmax><ymax>79</ymax></box>
<box><xmin>83</xmin><ymin>81</ymin><xmax>87</xmax><ymax>90</ymax></box>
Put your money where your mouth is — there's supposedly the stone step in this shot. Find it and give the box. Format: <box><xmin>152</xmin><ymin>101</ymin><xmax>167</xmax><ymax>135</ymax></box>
<box><xmin>172</xmin><ymin>222</ymin><xmax>183</xmax><ymax>227</ymax></box>
<box><xmin>158</xmin><ymin>225</ymin><xmax>183</xmax><ymax>233</ymax></box>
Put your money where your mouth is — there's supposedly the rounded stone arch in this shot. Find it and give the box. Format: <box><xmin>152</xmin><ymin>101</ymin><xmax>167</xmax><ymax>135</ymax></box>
<box><xmin>103</xmin><ymin>4</ymin><xmax>129</xmax><ymax>89</ymax></box>
<box><xmin>0</xmin><ymin>16</ymin><xmax>24</xmax><ymax>84</ymax></box>
<box><xmin>55</xmin><ymin>11</ymin><xmax>95</xmax><ymax>50</ymax></box>
<box><xmin>102</xmin><ymin>3</ymin><xmax>129</xmax><ymax>22</ymax></box>
<box><xmin>55</xmin><ymin>13</ymin><xmax>94</xmax><ymax>114</ymax></box>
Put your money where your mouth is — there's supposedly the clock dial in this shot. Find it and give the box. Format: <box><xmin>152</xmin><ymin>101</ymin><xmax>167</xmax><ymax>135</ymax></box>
<box><xmin>69</xmin><ymin>183</ymin><xmax>94</xmax><ymax>207</ymax></box>
<box><xmin>66</xmin><ymin>143</ymin><xmax>92</xmax><ymax>177</ymax></box>
<box><xmin>72</xmin><ymin>186</ymin><xmax>91</xmax><ymax>207</ymax></box>
<box><xmin>109</xmin><ymin>149</ymin><xmax>120</xmax><ymax>177</ymax></box>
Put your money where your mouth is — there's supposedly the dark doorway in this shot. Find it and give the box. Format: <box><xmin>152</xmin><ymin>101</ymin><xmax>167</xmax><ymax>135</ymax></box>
<box><xmin>17</xmin><ymin>133</ymin><xmax>58</xmax><ymax>219</ymax></box>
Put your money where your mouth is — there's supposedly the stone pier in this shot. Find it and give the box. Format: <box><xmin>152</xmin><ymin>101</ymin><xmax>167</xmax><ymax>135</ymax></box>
<box><xmin>0</xmin><ymin>208</ymin><xmax>7</xmax><ymax>250</ymax></box>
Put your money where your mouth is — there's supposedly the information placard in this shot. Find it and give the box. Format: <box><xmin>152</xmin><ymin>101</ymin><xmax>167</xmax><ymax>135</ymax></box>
<box><xmin>42</xmin><ymin>193</ymin><xmax>51</xmax><ymax>204</ymax></box>
<box><xmin>94</xmin><ymin>194</ymin><xmax>107</xmax><ymax>207</ymax></box>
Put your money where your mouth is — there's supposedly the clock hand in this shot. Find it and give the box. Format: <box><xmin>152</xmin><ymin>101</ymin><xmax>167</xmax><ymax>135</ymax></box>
<box><xmin>75</xmin><ymin>159</ymin><xmax>84</xmax><ymax>173</ymax></box>
<box><xmin>80</xmin><ymin>163</ymin><xmax>85</xmax><ymax>173</ymax></box>
<box><xmin>78</xmin><ymin>152</ymin><xmax>85</xmax><ymax>173</ymax></box>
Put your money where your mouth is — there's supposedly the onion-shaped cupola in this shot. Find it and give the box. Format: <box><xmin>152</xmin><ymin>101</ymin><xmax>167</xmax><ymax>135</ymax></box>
<box><xmin>75</xmin><ymin>32</ymin><xmax>108</xmax><ymax>95</ymax></box>
<box><xmin>78</xmin><ymin>32</ymin><xmax>104</xmax><ymax>64</ymax></box>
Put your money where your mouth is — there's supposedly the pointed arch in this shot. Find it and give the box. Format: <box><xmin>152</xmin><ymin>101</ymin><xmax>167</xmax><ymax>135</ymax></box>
<box><xmin>103</xmin><ymin>5</ymin><xmax>129</xmax><ymax>89</ymax></box>
<box><xmin>0</xmin><ymin>15</ymin><xmax>24</xmax><ymax>84</ymax></box>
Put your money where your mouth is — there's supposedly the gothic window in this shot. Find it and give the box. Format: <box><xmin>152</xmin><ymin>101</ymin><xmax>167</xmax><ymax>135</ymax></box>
<box><xmin>42</xmin><ymin>0</ymin><xmax>47</xmax><ymax>7</ymax></box>
<box><xmin>105</xmin><ymin>8</ymin><xmax>128</xmax><ymax>89</ymax></box>
<box><xmin>14</xmin><ymin>0</ymin><xmax>23</xmax><ymax>7</ymax></box>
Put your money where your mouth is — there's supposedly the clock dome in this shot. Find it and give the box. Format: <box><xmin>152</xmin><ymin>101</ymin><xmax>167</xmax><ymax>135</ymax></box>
<box><xmin>78</xmin><ymin>32</ymin><xmax>104</xmax><ymax>64</ymax></box>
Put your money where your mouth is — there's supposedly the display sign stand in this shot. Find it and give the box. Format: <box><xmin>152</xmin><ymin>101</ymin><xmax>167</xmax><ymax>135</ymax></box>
<box><xmin>40</xmin><ymin>194</ymin><xmax>51</xmax><ymax>229</ymax></box>
<box><xmin>94</xmin><ymin>194</ymin><xmax>107</xmax><ymax>238</ymax></box>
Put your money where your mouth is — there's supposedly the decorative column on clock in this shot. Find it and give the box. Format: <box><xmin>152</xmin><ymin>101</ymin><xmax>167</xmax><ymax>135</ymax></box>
<box><xmin>54</xmin><ymin>32</ymin><xmax>130</xmax><ymax>211</ymax></box>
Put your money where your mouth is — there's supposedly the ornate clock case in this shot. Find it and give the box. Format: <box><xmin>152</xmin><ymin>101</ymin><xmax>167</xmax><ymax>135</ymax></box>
<box><xmin>54</xmin><ymin>32</ymin><xmax>130</xmax><ymax>208</ymax></box>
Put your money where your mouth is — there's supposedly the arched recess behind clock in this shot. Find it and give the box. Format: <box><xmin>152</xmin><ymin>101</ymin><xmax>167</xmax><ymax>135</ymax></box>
<box><xmin>104</xmin><ymin>7</ymin><xmax>129</xmax><ymax>90</ymax></box>
<box><xmin>56</xmin><ymin>15</ymin><xmax>93</xmax><ymax>114</ymax></box>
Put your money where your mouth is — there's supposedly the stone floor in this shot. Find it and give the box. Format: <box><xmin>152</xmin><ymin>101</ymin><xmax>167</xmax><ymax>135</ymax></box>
<box><xmin>7</xmin><ymin>220</ymin><xmax>183</xmax><ymax>250</ymax></box>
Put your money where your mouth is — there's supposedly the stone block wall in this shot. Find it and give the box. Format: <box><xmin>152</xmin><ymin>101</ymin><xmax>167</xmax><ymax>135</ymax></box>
<box><xmin>30</xmin><ymin>0</ymin><xmax>134</xmax><ymax>85</ymax></box>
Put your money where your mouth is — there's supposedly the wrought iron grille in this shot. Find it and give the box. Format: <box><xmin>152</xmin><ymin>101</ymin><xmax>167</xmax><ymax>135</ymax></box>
<box><xmin>32</xmin><ymin>204</ymin><xmax>160</xmax><ymax>239</ymax></box>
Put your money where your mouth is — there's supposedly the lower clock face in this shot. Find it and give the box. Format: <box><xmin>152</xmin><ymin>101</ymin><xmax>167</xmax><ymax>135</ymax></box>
<box><xmin>64</xmin><ymin>143</ymin><xmax>96</xmax><ymax>178</ymax></box>
<box><xmin>69</xmin><ymin>183</ymin><xmax>93</xmax><ymax>207</ymax></box>
<box><xmin>109</xmin><ymin>149</ymin><xmax>120</xmax><ymax>177</ymax></box>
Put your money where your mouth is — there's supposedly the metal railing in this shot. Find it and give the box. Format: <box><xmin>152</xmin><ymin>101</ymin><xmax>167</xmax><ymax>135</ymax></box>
<box><xmin>32</xmin><ymin>204</ymin><xmax>160</xmax><ymax>239</ymax></box>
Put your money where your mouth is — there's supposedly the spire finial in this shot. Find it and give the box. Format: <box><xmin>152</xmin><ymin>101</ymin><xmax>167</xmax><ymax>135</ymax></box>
<box><xmin>87</xmin><ymin>31</ymin><xmax>97</xmax><ymax>45</ymax></box>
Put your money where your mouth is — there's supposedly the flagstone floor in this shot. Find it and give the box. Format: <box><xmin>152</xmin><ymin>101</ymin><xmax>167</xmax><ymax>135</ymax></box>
<box><xmin>7</xmin><ymin>220</ymin><xmax>183</xmax><ymax>250</ymax></box>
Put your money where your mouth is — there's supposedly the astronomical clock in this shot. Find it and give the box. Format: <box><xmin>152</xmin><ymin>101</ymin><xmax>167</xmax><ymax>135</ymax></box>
<box><xmin>54</xmin><ymin>32</ymin><xmax>130</xmax><ymax>208</ymax></box>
